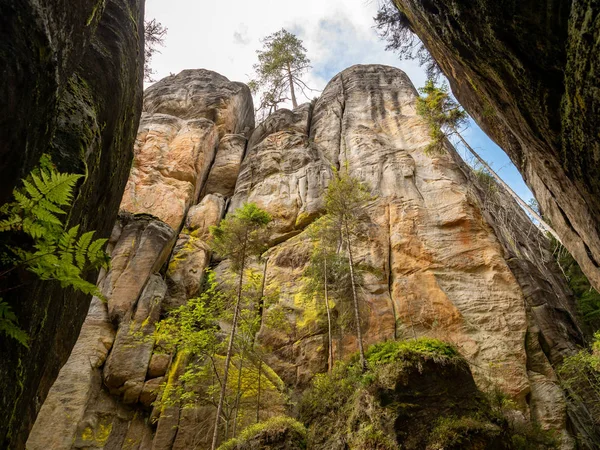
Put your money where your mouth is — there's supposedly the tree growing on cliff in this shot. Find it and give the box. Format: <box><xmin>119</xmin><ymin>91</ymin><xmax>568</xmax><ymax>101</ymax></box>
<box><xmin>324</xmin><ymin>169</ymin><xmax>375</xmax><ymax>372</ymax></box>
<box><xmin>144</xmin><ymin>19</ymin><xmax>167</xmax><ymax>82</ymax></box>
<box><xmin>209</xmin><ymin>203</ymin><xmax>271</xmax><ymax>450</ymax></box>
<box><xmin>374</xmin><ymin>1</ymin><xmax>441</xmax><ymax>80</ymax></box>
<box><xmin>250</xmin><ymin>29</ymin><xmax>313</xmax><ymax>115</ymax></box>
<box><xmin>304</xmin><ymin>217</ymin><xmax>339</xmax><ymax>373</ymax></box>
<box><xmin>416</xmin><ymin>79</ymin><xmax>561</xmax><ymax>243</ymax></box>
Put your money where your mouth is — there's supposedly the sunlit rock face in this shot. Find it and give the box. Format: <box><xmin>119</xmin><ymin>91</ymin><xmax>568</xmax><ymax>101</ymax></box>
<box><xmin>392</xmin><ymin>0</ymin><xmax>600</xmax><ymax>301</ymax></box>
<box><xmin>28</xmin><ymin>69</ymin><xmax>253</xmax><ymax>450</ymax></box>
<box><xmin>30</xmin><ymin>66</ymin><xmax>586</xmax><ymax>448</ymax></box>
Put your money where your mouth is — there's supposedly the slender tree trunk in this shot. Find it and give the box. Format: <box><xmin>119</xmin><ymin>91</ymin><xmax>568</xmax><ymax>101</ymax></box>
<box><xmin>211</xmin><ymin>241</ymin><xmax>247</xmax><ymax>450</ymax></box>
<box><xmin>232</xmin><ymin>356</ymin><xmax>244</xmax><ymax>438</ymax></box>
<box><xmin>286</xmin><ymin>62</ymin><xmax>298</xmax><ymax>109</ymax></box>
<box><xmin>344</xmin><ymin>219</ymin><xmax>366</xmax><ymax>371</ymax></box>
<box><xmin>256</xmin><ymin>359</ymin><xmax>262</xmax><ymax>423</ymax></box>
<box><xmin>453</xmin><ymin>130</ymin><xmax>562</xmax><ymax>244</ymax></box>
<box><xmin>323</xmin><ymin>256</ymin><xmax>334</xmax><ymax>373</ymax></box>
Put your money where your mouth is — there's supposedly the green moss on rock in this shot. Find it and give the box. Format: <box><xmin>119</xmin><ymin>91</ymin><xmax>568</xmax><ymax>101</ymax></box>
<box><xmin>218</xmin><ymin>416</ymin><xmax>307</xmax><ymax>450</ymax></box>
<box><xmin>299</xmin><ymin>338</ymin><xmax>556</xmax><ymax>449</ymax></box>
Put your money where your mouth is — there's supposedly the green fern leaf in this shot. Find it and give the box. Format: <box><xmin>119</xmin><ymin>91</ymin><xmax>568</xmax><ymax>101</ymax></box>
<box><xmin>58</xmin><ymin>225</ymin><xmax>80</xmax><ymax>265</ymax></box>
<box><xmin>44</xmin><ymin>172</ymin><xmax>82</xmax><ymax>206</ymax></box>
<box><xmin>0</xmin><ymin>216</ymin><xmax>22</xmax><ymax>232</ymax></box>
<box><xmin>0</xmin><ymin>300</ymin><xmax>29</xmax><ymax>347</ymax></box>
<box><xmin>31</xmin><ymin>204</ymin><xmax>62</xmax><ymax>226</ymax></box>
<box><xmin>87</xmin><ymin>238</ymin><xmax>108</xmax><ymax>266</ymax></box>
<box><xmin>13</xmin><ymin>190</ymin><xmax>33</xmax><ymax>210</ymax></box>
<box><xmin>22</xmin><ymin>218</ymin><xmax>46</xmax><ymax>239</ymax></box>
<box><xmin>21</xmin><ymin>179</ymin><xmax>43</xmax><ymax>202</ymax></box>
<box><xmin>75</xmin><ymin>231</ymin><xmax>95</xmax><ymax>268</ymax></box>
<box><xmin>38</xmin><ymin>198</ymin><xmax>66</xmax><ymax>215</ymax></box>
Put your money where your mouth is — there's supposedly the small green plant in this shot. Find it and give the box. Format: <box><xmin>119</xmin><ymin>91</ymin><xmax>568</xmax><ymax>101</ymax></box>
<box><xmin>0</xmin><ymin>156</ymin><xmax>109</xmax><ymax>346</ymax></box>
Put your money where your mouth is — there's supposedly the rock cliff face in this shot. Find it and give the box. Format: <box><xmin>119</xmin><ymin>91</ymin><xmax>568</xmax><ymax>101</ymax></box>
<box><xmin>0</xmin><ymin>1</ymin><xmax>144</xmax><ymax>447</ymax></box>
<box><xmin>29</xmin><ymin>66</ymin><xmax>594</xmax><ymax>448</ymax></box>
<box><xmin>391</xmin><ymin>0</ymin><xmax>600</xmax><ymax>297</ymax></box>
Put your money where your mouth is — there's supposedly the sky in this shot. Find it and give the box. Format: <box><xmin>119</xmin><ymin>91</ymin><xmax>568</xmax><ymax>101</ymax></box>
<box><xmin>145</xmin><ymin>0</ymin><xmax>534</xmax><ymax>202</ymax></box>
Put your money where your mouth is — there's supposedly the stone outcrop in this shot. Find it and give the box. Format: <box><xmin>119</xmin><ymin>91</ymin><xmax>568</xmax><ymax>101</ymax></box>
<box><xmin>30</xmin><ymin>66</ymin><xmax>594</xmax><ymax>448</ymax></box>
<box><xmin>392</xmin><ymin>0</ymin><xmax>600</xmax><ymax>298</ymax></box>
<box><xmin>28</xmin><ymin>69</ymin><xmax>254</xmax><ymax>450</ymax></box>
<box><xmin>0</xmin><ymin>0</ymin><xmax>145</xmax><ymax>447</ymax></box>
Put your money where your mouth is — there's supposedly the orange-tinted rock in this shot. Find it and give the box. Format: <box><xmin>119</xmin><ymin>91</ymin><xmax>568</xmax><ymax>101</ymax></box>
<box><xmin>120</xmin><ymin>114</ymin><xmax>219</xmax><ymax>230</ymax></box>
<box><xmin>203</xmin><ymin>134</ymin><xmax>247</xmax><ymax>197</ymax></box>
<box><xmin>143</xmin><ymin>69</ymin><xmax>255</xmax><ymax>138</ymax></box>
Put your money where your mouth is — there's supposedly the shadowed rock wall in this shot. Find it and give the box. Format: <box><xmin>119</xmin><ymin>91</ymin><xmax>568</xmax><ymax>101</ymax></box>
<box><xmin>391</xmin><ymin>0</ymin><xmax>600</xmax><ymax>299</ymax></box>
<box><xmin>0</xmin><ymin>0</ymin><xmax>144</xmax><ymax>447</ymax></box>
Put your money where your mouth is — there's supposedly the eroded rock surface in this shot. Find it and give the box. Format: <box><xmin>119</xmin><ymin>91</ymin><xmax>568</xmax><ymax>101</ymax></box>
<box><xmin>392</xmin><ymin>0</ymin><xmax>600</xmax><ymax>298</ymax></box>
<box><xmin>0</xmin><ymin>0</ymin><xmax>145</xmax><ymax>447</ymax></box>
<box><xmin>30</xmin><ymin>66</ymin><xmax>592</xmax><ymax>448</ymax></box>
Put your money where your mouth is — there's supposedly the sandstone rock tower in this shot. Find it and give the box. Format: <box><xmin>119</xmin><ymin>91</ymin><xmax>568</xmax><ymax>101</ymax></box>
<box><xmin>29</xmin><ymin>66</ymin><xmax>588</xmax><ymax>449</ymax></box>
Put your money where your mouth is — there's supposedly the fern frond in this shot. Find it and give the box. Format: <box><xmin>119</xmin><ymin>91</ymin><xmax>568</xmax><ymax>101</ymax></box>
<box><xmin>13</xmin><ymin>190</ymin><xmax>33</xmax><ymax>210</ymax></box>
<box><xmin>22</xmin><ymin>179</ymin><xmax>43</xmax><ymax>202</ymax></box>
<box><xmin>75</xmin><ymin>231</ymin><xmax>95</xmax><ymax>268</ymax></box>
<box><xmin>0</xmin><ymin>299</ymin><xmax>29</xmax><ymax>347</ymax></box>
<box><xmin>38</xmin><ymin>198</ymin><xmax>66</xmax><ymax>216</ymax></box>
<box><xmin>30</xmin><ymin>204</ymin><xmax>62</xmax><ymax>226</ymax></box>
<box><xmin>87</xmin><ymin>238</ymin><xmax>108</xmax><ymax>266</ymax></box>
<box><xmin>58</xmin><ymin>276</ymin><xmax>99</xmax><ymax>296</ymax></box>
<box><xmin>22</xmin><ymin>218</ymin><xmax>46</xmax><ymax>239</ymax></box>
<box><xmin>0</xmin><ymin>215</ymin><xmax>22</xmax><ymax>232</ymax></box>
<box><xmin>42</xmin><ymin>172</ymin><xmax>82</xmax><ymax>206</ymax></box>
<box><xmin>58</xmin><ymin>225</ymin><xmax>80</xmax><ymax>265</ymax></box>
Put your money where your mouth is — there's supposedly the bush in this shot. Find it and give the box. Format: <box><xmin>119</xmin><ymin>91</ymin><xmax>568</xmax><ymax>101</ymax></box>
<box><xmin>218</xmin><ymin>416</ymin><xmax>307</xmax><ymax>450</ymax></box>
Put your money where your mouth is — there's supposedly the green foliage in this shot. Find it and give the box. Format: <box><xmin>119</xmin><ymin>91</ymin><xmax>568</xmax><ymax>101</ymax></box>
<box><xmin>210</xmin><ymin>203</ymin><xmax>271</xmax><ymax>272</ymax></box>
<box><xmin>364</xmin><ymin>338</ymin><xmax>460</xmax><ymax>366</ymax></box>
<box><xmin>0</xmin><ymin>300</ymin><xmax>29</xmax><ymax>347</ymax></box>
<box><xmin>251</xmin><ymin>28</ymin><xmax>312</xmax><ymax>114</ymax></box>
<box><xmin>322</xmin><ymin>168</ymin><xmax>376</xmax><ymax>370</ymax></box>
<box><xmin>416</xmin><ymin>79</ymin><xmax>468</xmax><ymax>155</ymax></box>
<box><xmin>324</xmin><ymin>169</ymin><xmax>374</xmax><ymax>232</ymax></box>
<box><xmin>558</xmin><ymin>332</ymin><xmax>600</xmax><ymax>425</ymax></box>
<box><xmin>551</xmin><ymin>237</ymin><xmax>600</xmax><ymax>329</ymax></box>
<box><xmin>218</xmin><ymin>416</ymin><xmax>307</xmax><ymax>450</ymax></box>
<box><xmin>0</xmin><ymin>157</ymin><xmax>109</xmax><ymax>345</ymax></box>
<box><xmin>300</xmin><ymin>338</ymin><xmax>557</xmax><ymax>449</ymax></box>
<box><xmin>299</xmin><ymin>338</ymin><xmax>466</xmax><ymax>449</ymax></box>
<box><xmin>428</xmin><ymin>416</ymin><xmax>501</xmax><ymax>449</ymax></box>
<box><xmin>473</xmin><ymin>167</ymin><xmax>497</xmax><ymax>192</ymax></box>
<box><xmin>155</xmin><ymin>271</ymin><xmax>223</xmax><ymax>357</ymax></box>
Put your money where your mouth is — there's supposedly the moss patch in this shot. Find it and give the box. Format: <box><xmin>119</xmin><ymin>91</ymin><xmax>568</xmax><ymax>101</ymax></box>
<box><xmin>299</xmin><ymin>338</ymin><xmax>556</xmax><ymax>449</ymax></box>
<box><xmin>218</xmin><ymin>416</ymin><xmax>307</xmax><ymax>450</ymax></box>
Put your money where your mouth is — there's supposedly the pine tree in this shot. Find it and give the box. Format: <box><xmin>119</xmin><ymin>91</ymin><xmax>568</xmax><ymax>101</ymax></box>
<box><xmin>144</xmin><ymin>19</ymin><xmax>167</xmax><ymax>82</ymax></box>
<box><xmin>324</xmin><ymin>170</ymin><xmax>375</xmax><ymax>372</ymax></box>
<box><xmin>416</xmin><ymin>80</ymin><xmax>561</xmax><ymax>243</ymax></box>
<box><xmin>250</xmin><ymin>29</ymin><xmax>313</xmax><ymax>115</ymax></box>
<box><xmin>209</xmin><ymin>203</ymin><xmax>271</xmax><ymax>450</ymax></box>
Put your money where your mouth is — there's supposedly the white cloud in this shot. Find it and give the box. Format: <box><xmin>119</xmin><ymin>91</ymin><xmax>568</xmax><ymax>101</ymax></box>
<box><xmin>144</xmin><ymin>0</ymin><xmax>426</xmax><ymax>96</ymax></box>
<box><xmin>144</xmin><ymin>0</ymin><xmax>534</xmax><ymax>202</ymax></box>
